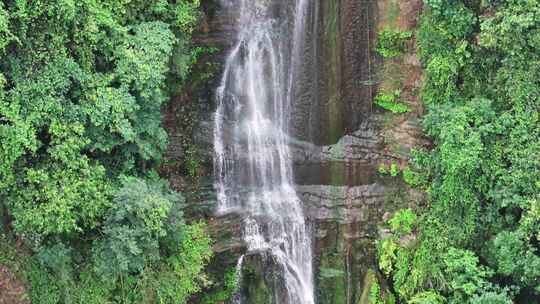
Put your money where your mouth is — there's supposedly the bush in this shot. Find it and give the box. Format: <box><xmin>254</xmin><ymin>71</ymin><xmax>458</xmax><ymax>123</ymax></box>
<box><xmin>402</xmin><ymin>167</ymin><xmax>425</xmax><ymax>188</ymax></box>
<box><xmin>92</xmin><ymin>176</ymin><xmax>183</xmax><ymax>280</ymax></box>
<box><xmin>376</xmin><ymin>29</ymin><xmax>413</xmax><ymax>58</ymax></box>
<box><xmin>374</xmin><ymin>90</ymin><xmax>410</xmax><ymax>113</ymax></box>
<box><xmin>388</xmin><ymin>209</ymin><xmax>417</xmax><ymax>236</ymax></box>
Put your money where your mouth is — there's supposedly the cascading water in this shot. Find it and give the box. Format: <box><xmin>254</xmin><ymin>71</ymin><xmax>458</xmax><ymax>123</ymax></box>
<box><xmin>214</xmin><ymin>0</ymin><xmax>314</xmax><ymax>303</ymax></box>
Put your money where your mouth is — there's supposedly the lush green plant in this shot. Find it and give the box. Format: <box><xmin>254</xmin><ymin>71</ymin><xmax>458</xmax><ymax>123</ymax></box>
<box><xmin>374</xmin><ymin>90</ymin><xmax>410</xmax><ymax>114</ymax></box>
<box><xmin>376</xmin><ymin>29</ymin><xmax>413</xmax><ymax>58</ymax></box>
<box><xmin>369</xmin><ymin>281</ymin><xmax>385</xmax><ymax>304</ymax></box>
<box><xmin>379</xmin><ymin>0</ymin><xmax>540</xmax><ymax>303</ymax></box>
<box><xmin>409</xmin><ymin>291</ymin><xmax>445</xmax><ymax>304</ymax></box>
<box><xmin>92</xmin><ymin>177</ymin><xmax>183</xmax><ymax>280</ymax></box>
<box><xmin>378</xmin><ymin>238</ymin><xmax>399</xmax><ymax>276</ymax></box>
<box><xmin>402</xmin><ymin>167</ymin><xmax>425</xmax><ymax>188</ymax></box>
<box><xmin>389</xmin><ymin>163</ymin><xmax>400</xmax><ymax>177</ymax></box>
<box><xmin>388</xmin><ymin>209</ymin><xmax>417</xmax><ymax>236</ymax></box>
<box><xmin>155</xmin><ymin>222</ymin><xmax>213</xmax><ymax>303</ymax></box>
<box><xmin>201</xmin><ymin>267</ymin><xmax>240</xmax><ymax>304</ymax></box>
<box><xmin>378</xmin><ymin>162</ymin><xmax>401</xmax><ymax>177</ymax></box>
<box><xmin>379</xmin><ymin>164</ymin><xmax>390</xmax><ymax>175</ymax></box>
<box><xmin>0</xmin><ymin>1</ymin><xmax>215</xmax><ymax>302</ymax></box>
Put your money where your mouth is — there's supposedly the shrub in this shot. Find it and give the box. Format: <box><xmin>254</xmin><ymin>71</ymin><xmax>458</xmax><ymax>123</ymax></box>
<box><xmin>388</xmin><ymin>209</ymin><xmax>417</xmax><ymax>236</ymax></box>
<box><xmin>374</xmin><ymin>90</ymin><xmax>410</xmax><ymax>114</ymax></box>
<box><xmin>376</xmin><ymin>29</ymin><xmax>413</xmax><ymax>58</ymax></box>
<box><xmin>92</xmin><ymin>177</ymin><xmax>183</xmax><ymax>280</ymax></box>
<box><xmin>402</xmin><ymin>167</ymin><xmax>425</xmax><ymax>188</ymax></box>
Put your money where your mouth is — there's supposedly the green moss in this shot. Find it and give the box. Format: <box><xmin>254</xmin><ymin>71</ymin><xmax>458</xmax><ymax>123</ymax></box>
<box><xmin>243</xmin><ymin>266</ymin><xmax>271</xmax><ymax>304</ymax></box>
<box><xmin>318</xmin><ymin>252</ymin><xmax>347</xmax><ymax>304</ymax></box>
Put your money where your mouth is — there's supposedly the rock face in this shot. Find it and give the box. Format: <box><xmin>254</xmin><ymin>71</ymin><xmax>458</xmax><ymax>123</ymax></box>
<box><xmin>165</xmin><ymin>0</ymin><xmax>427</xmax><ymax>303</ymax></box>
<box><xmin>290</xmin><ymin>0</ymin><xmax>378</xmax><ymax>146</ymax></box>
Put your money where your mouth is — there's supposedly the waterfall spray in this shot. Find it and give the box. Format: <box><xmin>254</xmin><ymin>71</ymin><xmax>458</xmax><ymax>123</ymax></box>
<box><xmin>214</xmin><ymin>1</ymin><xmax>314</xmax><ymax>303</ymax></box>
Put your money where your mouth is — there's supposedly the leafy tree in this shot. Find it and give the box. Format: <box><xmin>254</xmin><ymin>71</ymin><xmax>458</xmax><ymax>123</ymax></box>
<box><xmin>0</xmin><ymin>1</ymin><xmax>213</xmax><ymax>303</ymax></box>
<box><xmin>92</xmin><ymin>177</ymin><xmax>182</xmax><ymax>280</ymax></box>
<box><xmin>379</xmin><ymin>0</ymin><xmax>540</xmax><ymax>303</ymax></box>
<box><xmin>0</xmin><ymin>0</ymin><xmax>202</xmax><ymax>243</ymax></box>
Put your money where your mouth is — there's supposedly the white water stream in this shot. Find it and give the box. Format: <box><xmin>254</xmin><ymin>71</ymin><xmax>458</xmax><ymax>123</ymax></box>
<box><xmin>214</xmin><ymin>1</ymin><xmax>314</xmax><ymax>303</ymax></box>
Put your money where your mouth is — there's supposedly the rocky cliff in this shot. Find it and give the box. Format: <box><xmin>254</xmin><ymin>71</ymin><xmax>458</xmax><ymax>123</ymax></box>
<box><xmin>163</xmin><ymin>0</ymin><xmax>427</xmax><ymax>303</ymax></box>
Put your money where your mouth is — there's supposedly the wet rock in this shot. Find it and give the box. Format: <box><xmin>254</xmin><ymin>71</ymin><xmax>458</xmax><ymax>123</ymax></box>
<box><xmin>298</xmin><ymin>184</ymin><xmax>386</xmax><ymax>224</ymax></box>
<box><xmin>209</xmin><ymin>213</ymin><xmax>245</xmax><ymax>253</ymax></box>
<box><xmin>290</xmin><ymin>0</ymin><xmax>379</xmax><ymax>146</ymax></box>
<box><xmin>239</xmin><ymin>253</ymin><xmax>275</xmax><ymax>304</ymax></box>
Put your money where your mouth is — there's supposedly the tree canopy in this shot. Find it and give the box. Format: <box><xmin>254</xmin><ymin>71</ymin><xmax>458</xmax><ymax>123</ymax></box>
<box><xmin>377</xmin><ymin>0</ymin><xmax>540</xmax><ymax>303</ymax></box>
<box><xmin>0</xmin><ymin>1</ymin><xmax>214</xmax><ymax>303</ymax></box>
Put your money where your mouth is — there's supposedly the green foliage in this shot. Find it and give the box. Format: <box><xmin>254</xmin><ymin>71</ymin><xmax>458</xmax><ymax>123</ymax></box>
<box><xmin>378</xmin><ymin>239</ymin><xmax>399</xmax><ymax>276</ymax></box>
<box><xmin>379</xmin><ymin>164</ymin><xmax>390</xmax><ymax>175</ymax></box>
<box><xmin>376</xmin><ymin>29</ymin><xmax>413</xmax><ymax>58</ymax></box>
<box><xmin>390</xmin><ymin>163</ymin><xmax>400</xmax><ymax>177</ymax></box>
<box><xmin>12</xmin><ymin>177</ymin><xmax>213</xmax><ymax>304</ymax></box>
<box><xmin>442</xmin><ymin>248</ymin><xmax>492</xmax><ymax>302</ymax></box>
<box><xmin>402</xmin><ymin>167</ymin><xmax>425</xmax><ymax>188</ymax></box>
<box><xmin>0</xmin><ymin>0</ymin><xmax>203</xmax><ymax>243</ymax></box>
<box><xmin>92</xmin><ymin>177</ymin><xmax>183</xmax><ymax>281</ymax></box>
<box><xmin>470</xmin><ymin>292</ymin><xmax>512</xmax><ymax>304</ymax></box>
<box><xmin>0</xmin><ymin>233</ymin><xmax>62</xmax><ymax>304</ymax></box>
<box><xmin>380</xmin><ymin>0</ymin><xmax>540</xmax><ymax>303</ymax></box>
<box><xmin>378</xmin><ymin>162</ymin><xmax>401</xmax><ymax>177</ymax></box>
<box><xmin>489</xmin><ymin>229</ymin><xmax>540</xmax><ymax>290</ymax></box>
<box><xmin>369</xmin><ymin>281</ymin><xmax>385</xmax><ymax>304</ymax></box>
<box><xmin>408</xmin><ymin>291</ymin><xmax>445</xmax><ymax>304</ymax></box>
<box><xmin>200</xmin><ymin>267</ymin><xmax>240</xmax><ymax>304</ymax></box>
<box><xmin>389</xmin><ymin>209</ymin><xmax>417</xmax><ymax>236</ymax></box>
<box><xmin>75</xmin><ymin>267</ymin><xmax>114</xmax><ymax>304</ymax></box>
<box><xmin>0</xmin><ymin>1</ymin><xmax>214</xmax><ymax>303</ymax></box>
<box><xmin>375</xmin><ymin>90</ymin><xmax>410</xmax><ymax>113</ymax></box>
<box><xmin>155</xmin><ymin>222</ymin><xmax>213</xmax><ymax>303</ymax></box>
<box><xmin>175</xmin><ymin>0</ymin><xmax>202</xmax><ymax>33</ymax></box>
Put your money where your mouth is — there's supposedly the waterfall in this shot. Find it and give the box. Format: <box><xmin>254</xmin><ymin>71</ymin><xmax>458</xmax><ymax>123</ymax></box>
<box><xmin>214</xmin><ymin>0</ymin><xmax>315</xmax><ymax>303</ymax></box>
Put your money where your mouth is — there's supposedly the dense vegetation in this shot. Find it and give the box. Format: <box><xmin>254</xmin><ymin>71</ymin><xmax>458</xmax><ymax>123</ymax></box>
<box><xmin>376</xmin><ymin>0</ymin><xmax>540</xmax><ymax>303</ymax></box>
<box><xmin>0</xmin><ymin>1</ymin><xmax>215</xmax><ymax>303</ymax></box>
<box><xmin>1</xmin><ymin>0</ymin><xmax>538</xmax><ymax>303</ymax></box>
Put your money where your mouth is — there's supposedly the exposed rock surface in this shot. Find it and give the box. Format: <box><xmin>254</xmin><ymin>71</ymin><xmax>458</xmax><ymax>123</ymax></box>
<box><xmin>299</xmin><ymin>184</ymin><xmax>386</xmax><ymax>223</ymax></box>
